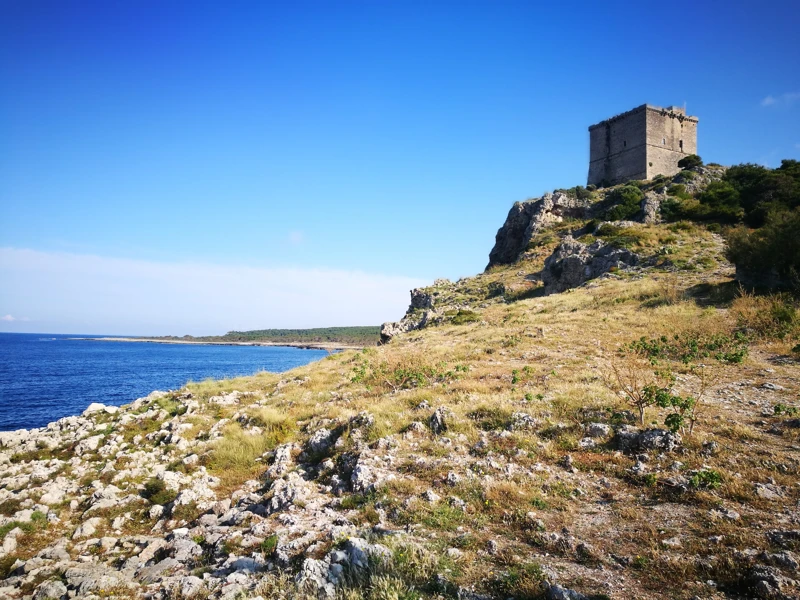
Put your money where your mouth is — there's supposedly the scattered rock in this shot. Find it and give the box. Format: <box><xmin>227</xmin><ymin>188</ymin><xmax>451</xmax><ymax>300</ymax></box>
<box><xmin>545</xmin><ymin>583</ymin><xmax>589</xmax><ymax>600</ymax></box>
<box><xmin>755</xmin><ymin>482</ymin><xmax>785</xmax><ymax>500</ymax></box>
<box><xmin>586</xmin><ymin>422</ymin><xmax>612</xmax><ymax>438</ymax></box>
<box><xmin>33</xmin><ymin>579</ymin><xmax>68</xmax><ymax>600</ymax></box>
<box><xmin>429</xmin><ymin>408</ymin><xmax>451</xmax><ymax>435</ymax></box>
<box><xmin>309</xmin><ymin>428</ymin><xmax>337</xmax><ymax>454</ymax></box>
<box><xmin>509</xmin><ymin>412</ymin><xmax>539</xmax><ymax>431</ymax></box>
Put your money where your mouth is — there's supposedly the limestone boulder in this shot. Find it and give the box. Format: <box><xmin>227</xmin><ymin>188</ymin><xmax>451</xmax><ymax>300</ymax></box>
<box><xmin>541</xmin><ymin>236</ymin><xmax>638</xmax><ymax>294</ymax></box>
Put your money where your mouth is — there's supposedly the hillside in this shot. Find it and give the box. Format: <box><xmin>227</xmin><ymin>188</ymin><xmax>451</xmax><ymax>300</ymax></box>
<box><xmin>1</xmin><ymin>163</ymin><xmax>799</xmax><ymax>600</ymax></box>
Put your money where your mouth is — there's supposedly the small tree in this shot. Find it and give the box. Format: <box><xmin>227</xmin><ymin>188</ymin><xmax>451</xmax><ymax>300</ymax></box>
<box><xmin>604</xmin><ymin>359</ymin><xmax>674</xmax><ymax>425</ymax></box>
<box><xmin>677</xmin><ymin>154</ymin><xmax>703</xmax><ymax>169</ymax></box>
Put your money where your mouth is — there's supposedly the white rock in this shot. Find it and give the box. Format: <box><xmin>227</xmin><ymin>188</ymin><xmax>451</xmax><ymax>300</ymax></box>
<box><xmin>75</xmin><ymin>435</ymin><xmax>104</xmax><ymax>456</ymax></box>
<box><xmin>33</xmin><ymin>579</ymin><xmax>67</xmax><ymax>600</ymax></box>
<box><xmin>179</xmin><ymin>576</ymin><xmax>205</xmax><ymax>598</ymax></box>
<box><xmin>72</xmin><ymin>517</ymin><xmax>103</xmax><ymax>539</ymax></box>
<box><xmin>82</xmin><ymin>403</ymin><xmax>108</xmax><ymax>416</ymax></box>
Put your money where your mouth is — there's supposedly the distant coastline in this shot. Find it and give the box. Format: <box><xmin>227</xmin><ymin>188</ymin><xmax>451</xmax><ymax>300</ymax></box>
<box><xmin>75</xmin><ymin>336</ymin><xmax>363</xmax><ymax>350</ymax></box>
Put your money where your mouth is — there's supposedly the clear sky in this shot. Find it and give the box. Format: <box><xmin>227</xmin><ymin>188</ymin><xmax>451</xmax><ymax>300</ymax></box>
<box><xmin>1</xmin><ymin>0</ymin><xmax>799</xmax><ymax>334</ymax></box>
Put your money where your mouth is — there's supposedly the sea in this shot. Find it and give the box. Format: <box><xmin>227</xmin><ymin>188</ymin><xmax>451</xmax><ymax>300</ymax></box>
<box><xmin>0</xmin><ymin>332</ymin><xmax>329</xmax><ymax>432</ymax></box>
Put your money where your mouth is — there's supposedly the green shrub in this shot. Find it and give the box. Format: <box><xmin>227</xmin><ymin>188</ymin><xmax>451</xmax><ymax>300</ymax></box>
<box><xmin>0</xmin><ymin>556</ymin><xmax>17</xmax><ymax>580</ymax></box>
<box><xmin>689</xmin><ymin>469</ymin><xmax>722</xmax><ymax>489</ymax></box>
<box><xmin>628</xmin><ymin>332</ymin><xmax>749</xmax><ymax>364</ymax></box>
<box><xmin>726</xmin><ymin>160</ymin><xmax>800</xmax><ymax>227</ymax></box>
<box><xmin>667</xmin><ymin>184</ymin><xmax>691</xmax><ymax>200</ymax></box>
<box><xmin>664</xmin><ymin>181</ymin><xmax>744</xmax><ymax>223</ymax></box>
<box><xmin>725</xmin><ymin>209</ymin><xmax>800</xmax><ymax>290</ymax></box>
<box><xmin>350</xmin><ymin>353</ymin><xmax>467</xmax><ymax>393</ymax></box>
<box><xmin>141</xmin><ymin>477</ymin><xmax>177</xmax><ymax>505</ymax></box>
<box><xmin>604</xmin><ymin>185</ymin><xmax>644</xmax><ymax>221</ymax></box>
<box><xmin>677</xmin><ymin>154</ymin><xmax>703</xmax><ymax>169</ymax></box>
<box><xmin>558</xmin><ymin>185</ymin><xmax>593</xmax><ymax>200</ymax></box>
<box><xmin>774</xmin><ymin>403</ymin><xmax>798</xmax><ymax>417</ymax></box>
<box><xmin>451</xmin><ymin>309</ymin><xmax>481</xmax><ymax>325</ymax></box>
<box><xmin>595</xmin><ymin>224</ymin><xmax>651</xmax><ymax>249</ymax></box>
<box><xmin>261</xmin><ymin>535</ymin><xmax>279</xmax><ymax>556</ymax></box>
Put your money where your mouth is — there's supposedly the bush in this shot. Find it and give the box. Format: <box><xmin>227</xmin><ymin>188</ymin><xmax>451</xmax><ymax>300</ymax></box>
<box><xmin>451</xmin><ymin>309</ymin><xmax>481</xmax><ymax>325</ymax></box>
<box><xmin>605</xmin><ymin>185</ymin><xmax>644</xmax><ymax>221</ymax></box>
<box><xmin>661</xmin><ymin>159</ymin><xmax>800</xmax><ymax>227</ymax></box>
<box><xmin>558</xmin><ymin>185</ymin><xmax>593</xmax><ymax>200</ymax></box>
<box><xmin>261</xmin><ymin>535</ymin><xmax>279</xmax><ymax>556</ymax></box>
<box><xmin>350</xmin><ymin>350</ymin><xmax>467</xmax><ymax>393</ymax></box>
<box><xmin>696</xmin><ymin>181</ymin><xmax>744</xmax><ymax>221</ymax></box>
<box><xmin>663</xmin><ymin>181</ymin><xmax>744</xmax><ymax>223</ymax></box>
<box><xmin>726</xmin><ymin>160</ymin><xmax>800</xmax><ymax>227</ymax></box>
<box><xmin>677</xmin><ymin>154</ymin><xmax>703</xmax><ymax>169</ymax></box>
<box><xmin>141</xmin><ymin>478</ymin><xmax>177</xmax><ymax>505</ymax></box>
<box><xmin>689</xmin><ymin>469</ymin><xmax>722</xmax><ymax>489</ymax></box>
<box><xmin>667</xmin><ymin>184</ymin><xmax>691</xmax><ymax>200</ymax></box>
<box><xmin>725</xmin><ymin>208</ymin><xmax>800</xmax><ymax>290</ymax></box>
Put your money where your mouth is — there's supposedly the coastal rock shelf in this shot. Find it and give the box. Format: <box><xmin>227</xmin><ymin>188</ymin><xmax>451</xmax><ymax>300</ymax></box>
<box><xmin>0</xmin><ymin>389</ymin><xmax>410</xmax><ymax>599</ymax></box>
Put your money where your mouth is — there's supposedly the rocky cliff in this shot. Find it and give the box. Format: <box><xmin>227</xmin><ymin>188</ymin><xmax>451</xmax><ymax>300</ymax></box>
<box><xmin>487</xmin><ymin>165</ymin><xmax>725</xmax><ymax>270</ymax></box>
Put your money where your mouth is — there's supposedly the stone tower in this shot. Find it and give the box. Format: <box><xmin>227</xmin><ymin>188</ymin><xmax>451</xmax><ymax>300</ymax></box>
<box><xmin>587</xmin><ymin>104</ymin><xmax>698</xmax><ymax>187</ymax></box>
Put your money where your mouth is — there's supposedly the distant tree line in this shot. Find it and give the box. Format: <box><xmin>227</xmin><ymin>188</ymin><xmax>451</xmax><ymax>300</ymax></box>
<box><xmin>205</xmin><ymin>326</ymin><xmax>381</xmax><ymax>345</ymax></box>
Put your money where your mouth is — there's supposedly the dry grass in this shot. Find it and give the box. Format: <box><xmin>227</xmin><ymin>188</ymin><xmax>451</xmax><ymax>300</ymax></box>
<box><xmin>122</xmin><ymin>218</ymin><xmax>800</xmax><ymax>599</ymax></box>
<box><xmin>206</xmin><ymin>419</ymin><xmax>293</xmax><ymax>490</ymax></box>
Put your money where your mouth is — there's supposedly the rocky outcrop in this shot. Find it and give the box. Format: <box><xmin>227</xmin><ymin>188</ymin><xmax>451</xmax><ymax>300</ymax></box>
<box><xmin>380</xmin><ymin>309</ymin><xmax>438</xmax><ymax>344</ymax></box>
<box><xmin>640</xmin><ymin>191</ymin><xmax>662</xmax><ymax>224</ymax></box>
<box><xmin>487</xmin><ymin>192</ymin><xmax>592</xmax><ymax>268</ymax></box>
<box><xmin>541</xmin><ymin>236</ymin><xmax>639</xmax><ymax>294</ymax></box>
<box><xmin>380</xmin><ymin>282</ymin><xmax>454</xmax><ymax>343</ymax></box>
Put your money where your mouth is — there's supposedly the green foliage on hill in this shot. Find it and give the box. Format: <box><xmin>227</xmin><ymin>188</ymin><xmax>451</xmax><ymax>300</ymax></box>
<box><xmin>726</xmin><ymin>209</ymin><xmax>800</xmax><ymax>290</ymax></box>
<box><xmin>663</xmin><ymin>160</ymin><xmax>800</xmax><ymax>227</ymax></box>
<box><xmin>211</xmin><ymin>326</ymin><xmax>380</xmax><ymax>345</ymax></box>
<box><xmin>663</xmin><ymin>180</ymin><xmax>744</xmax><ymax>223</ymax></box>
<box><xmin>726</xmin><ymin>160</ymin><xmax>800</xmax><ymax>227</ymax></box>
<box><xmin>677</xmin><ymin>154</ymin><xmax>703</xmax><ymax>169</ymax></box>
<box><xmin>656</xmin><ymin>159</ymin><xmax>800</xmax><ymax>289</ymax></box>
<box><xmin>604</xmin><ymin>185</ymin><xmax>645</xmax><ymax>221</ymax></box>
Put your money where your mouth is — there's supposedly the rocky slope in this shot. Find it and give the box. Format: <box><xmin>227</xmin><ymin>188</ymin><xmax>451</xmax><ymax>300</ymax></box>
<box><xmin>2</xmin><ymin>167</ymin><xmax>799</xmax><ymax>600</ymax></box>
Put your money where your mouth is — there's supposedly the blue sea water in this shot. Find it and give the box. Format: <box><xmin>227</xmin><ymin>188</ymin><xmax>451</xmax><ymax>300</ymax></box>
<box><xmin>0</xmin><ymin>333</ymin><xmax>328</xmax><ymax>432</ymax></box>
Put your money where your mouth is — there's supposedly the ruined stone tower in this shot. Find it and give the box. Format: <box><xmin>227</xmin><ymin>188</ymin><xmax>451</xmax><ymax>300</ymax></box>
<box><xmin>587</xmin><ymin>104</ymin><xmax>698</xmax><ymax>187</ymax></box>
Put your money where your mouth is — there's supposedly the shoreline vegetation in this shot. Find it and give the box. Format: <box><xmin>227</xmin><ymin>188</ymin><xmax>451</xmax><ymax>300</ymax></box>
<box><xmin>76</xmin><ymin>336</ymin><xmax>366</xmax><ymax>350</ymax></box>
<box><xmin>73</xmin><ymin>326</ymin><xmax>382</xmax><ymax>350</ymax></box>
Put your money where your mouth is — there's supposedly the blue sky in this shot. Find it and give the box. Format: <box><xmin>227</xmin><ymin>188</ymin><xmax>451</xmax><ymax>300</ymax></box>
<box><xmin>1</xmin><ymin>0</ymin><xmax>799</xmax><ymax>334</ymax></box>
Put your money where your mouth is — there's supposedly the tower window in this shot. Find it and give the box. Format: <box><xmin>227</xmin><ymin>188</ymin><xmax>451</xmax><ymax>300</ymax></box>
<box><xmin>679</xmin><ymin>140</ymin><xmax>684</xmax><ymax>151</ymax></box>
<box><xmin>662</xmin><ymin>138</ymin><xmax>666</xmax><ymax>145</ymax></box>
<box><xmin>623</xmin><ymin>141</ymin><xmax>627</xmax><ymax>147</ymax></box>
